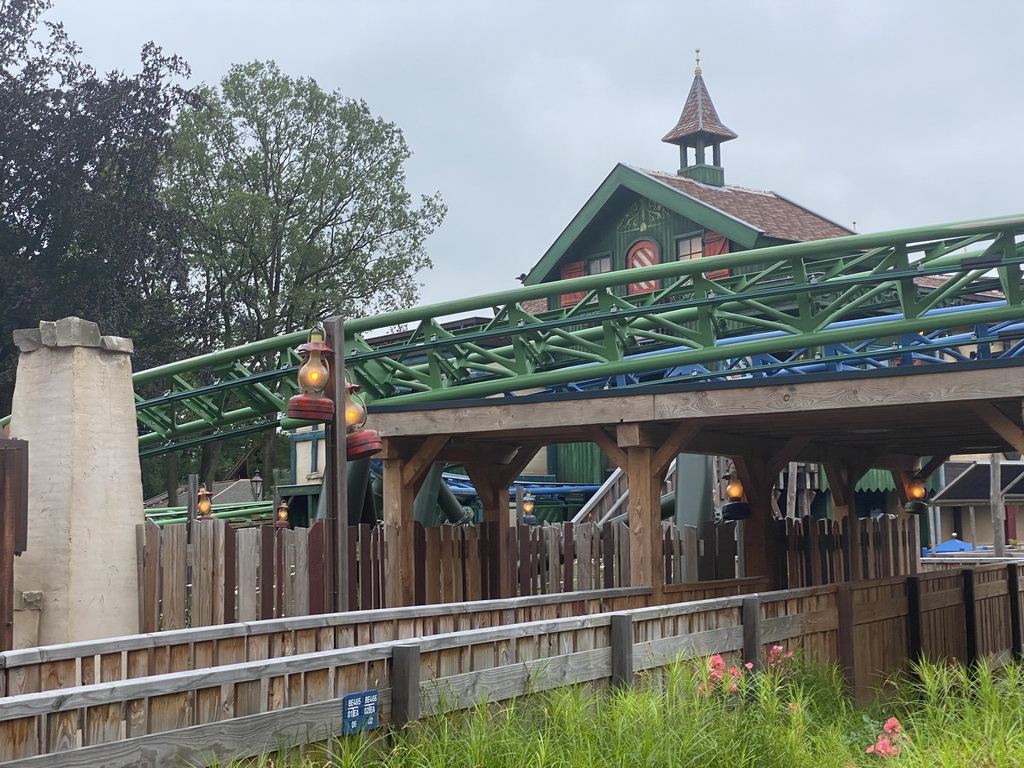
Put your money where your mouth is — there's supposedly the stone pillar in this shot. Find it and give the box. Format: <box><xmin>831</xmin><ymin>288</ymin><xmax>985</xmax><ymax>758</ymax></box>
<box><xmin>10</xmin><ymin>317</ymin><xmax>143</xmax><ymax>645</ymax></box>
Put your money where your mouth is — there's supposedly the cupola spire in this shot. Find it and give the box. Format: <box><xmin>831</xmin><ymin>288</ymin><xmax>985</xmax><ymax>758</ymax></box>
<box><xmin>662</xmin><ymin>49</ymin><xmax>736</xmax><ymax>186</ymax></box>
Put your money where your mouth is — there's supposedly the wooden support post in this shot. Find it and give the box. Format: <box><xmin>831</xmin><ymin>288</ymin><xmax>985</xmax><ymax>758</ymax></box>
<box><xmin>610</xmin><ymin>614</ymin><xmax>634</xmax><ymax>688</ymax></box>
<box><xmin>733</xmin><ymin>456</ymin><xmax>778</xmax><ymax>588</ymax></box>
<box><xmin>962</xmin><ymin>568</ymin><xmax>978</xmax><ymax>665</ymax></box>
<box><xmin>0</xmin><ymin>442</ymin><xmax>26</xmax><ymax>651</ymax></box>
<box><xmin>325</xmin><ymin>316</ymin><xmax>349</xmax><ymax>612</ymax></box>
<box><xmin>991</xmin><ymin>454</ymin><xmax>1007</xmax><ymax>557</ymax></box>
<box><xmin>391</xmin><ymin>644</ymin><xmax>421</xmax><ymax>726</ymax></box>
<box><xmin>906</xmin><ymin>575</ymin><xmax>922</xmax><ymax>662</ymax></box>
<box><xmin>383</xmin><ymin>457</ymin><xmax>415</xmax><ymax>608</ymax></box>
<box><xmin>621</xmin><ymin>442</ymin><xmax>661</xmax><ymax>593</ymax></box>
<box><xmin>1009</xmin><ymin>564</ymin><xmax>1023</xmax><ymax>661</ymax></box>
<box><xmin>837</xmin><ymin>583</ymin><xmax>857</xmax><ymax>695</ymax></box>
<box><xmin>465</xmin><ymin>445</ymin><xmax>540</xmax><ymax>600</ymax></box>
<box><xmin>742</xmin><ymin>596</ymin><xmax>762</xmax><ymax>669</ymax></box>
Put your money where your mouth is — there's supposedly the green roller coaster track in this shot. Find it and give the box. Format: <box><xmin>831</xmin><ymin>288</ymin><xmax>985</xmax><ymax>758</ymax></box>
<box><xmin>6</xmin><ymin>213</ymin><xmax>1024</xmax><ymax>456</ymax></box>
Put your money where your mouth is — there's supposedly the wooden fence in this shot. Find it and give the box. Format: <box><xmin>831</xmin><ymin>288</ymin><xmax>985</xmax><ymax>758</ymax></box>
<box><xmin>0</xmin><ymin>563</ymin><xmax>1019</xmax><ymax>766</ymax></box>
<box><xmin>138</xmin><ymin>513</ymin><xmax>920</xmax><ymax>631</ymax></box>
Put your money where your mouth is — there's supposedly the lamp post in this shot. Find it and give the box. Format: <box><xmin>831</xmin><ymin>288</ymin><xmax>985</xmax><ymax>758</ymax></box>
<box><xmin>250</xmin><ymin>469</ymin><xmax>263</xmax><ymax>501</ymax></box>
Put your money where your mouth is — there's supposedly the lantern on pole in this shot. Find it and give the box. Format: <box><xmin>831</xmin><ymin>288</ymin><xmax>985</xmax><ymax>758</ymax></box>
<box><xmin>286</xmin><ymin>326</ymin><xmax>335</xmax><ymax>421</ymax></box>
<box><xmin>904</xmin><ymin>476</ymin><xmax>928</xmax><ymax>515</ymax></box>
<box><xmin>197</xmin><ymin>484</ymin><xmax>214</xmax><ymax>520</ymax></box>
<box><xmin>720</xmin><ymin>464</ymin><xmax>751</xmax><ymax>521</ymax></box>
<box><xmin>275</xmin><ymin>500</ymin><xmax>291</xmax><ymax>529</ymax></box>
<box><xmin>345</xmin><ymin>381</ymin><xmax>382</xmax><ymax>460</ymax></box>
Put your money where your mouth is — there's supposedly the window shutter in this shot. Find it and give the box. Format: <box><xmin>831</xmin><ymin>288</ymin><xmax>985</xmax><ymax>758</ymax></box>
<box><xmin>703</xmin><ymin>232</ymin><xmax>730</xmax><ymax>280</ymax></box>
<box><xmin>560</xmin><ymin>260</ymin><xmax>586</xmax><ymax>307</ymax></box>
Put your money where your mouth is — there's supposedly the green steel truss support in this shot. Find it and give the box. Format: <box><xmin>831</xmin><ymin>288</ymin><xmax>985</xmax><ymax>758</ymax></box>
<box><xmin>5</xmin><ymin>213</ymin><xmax>1024</xmax><ymax>455</ymax></box>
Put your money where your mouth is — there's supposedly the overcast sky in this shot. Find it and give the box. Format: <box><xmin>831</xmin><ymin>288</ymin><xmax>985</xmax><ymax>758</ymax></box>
<box><xmin>52</xmin><ymin>0</ymin><xmax>1024</xmax><ymax>310</ymax></box>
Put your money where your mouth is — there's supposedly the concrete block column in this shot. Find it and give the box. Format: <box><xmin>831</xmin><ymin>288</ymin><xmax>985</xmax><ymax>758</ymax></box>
<box><xmin>10</xmin><ymin>317</ymin><xmax>143</xmax><ymax>645</ymax></box>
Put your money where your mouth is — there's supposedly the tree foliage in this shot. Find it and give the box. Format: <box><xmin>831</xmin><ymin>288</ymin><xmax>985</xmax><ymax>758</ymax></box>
<box><xmin>0</xmin><ymin>0</ymin><xmax>208</xmax><ymax>410</ymax></box>
<box><xmin>163</xmin><ymin>60</ymin><xmax>446</xmax><ymax>346</ymax></box>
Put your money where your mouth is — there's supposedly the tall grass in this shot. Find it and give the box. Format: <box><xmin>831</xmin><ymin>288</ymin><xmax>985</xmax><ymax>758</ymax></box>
<box><xmin>234</xmin><ymin>656</ymin><xmax>1024</xmax><ymax>768</ymax></box>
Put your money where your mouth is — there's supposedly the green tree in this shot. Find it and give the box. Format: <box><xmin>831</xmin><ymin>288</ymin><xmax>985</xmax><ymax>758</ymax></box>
<box><xmin>0</xmin><ymin>0</ymin><xmax>208</xmax><ymax>412</ymax></box>
<box><xmin>163</xmin><ymin>60</ymin><xmax>446</xmax><ymax>348</ymax></box>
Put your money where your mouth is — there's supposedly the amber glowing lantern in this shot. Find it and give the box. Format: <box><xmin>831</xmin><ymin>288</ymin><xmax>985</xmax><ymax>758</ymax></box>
<box><xmin>345</xmin><ymin>382</ymin><xmax>382</xmax><ymax>460</ymax></box>
<box><xmin>274</xmin><ymin>500</ymin><xmax>291</xmax><ymax>529</ymax></box>
<box><xmin>721</xmin><ymin>464</ymin><xmax>751</xmax><ymax>521</ymax></box>
<box><xmin>905</xmin><ymin>476</ymin><xmax>928</xmax><ymax>515</ymax></box>
<box><xmin>197</xmin><ymin>485</ymin><xmax>214</xmax><ymax>519</ymax></box>
<box><xmin>286</xmin><ymin>326</ymin><xmax>335</xmax><ymax>421</ymax></box>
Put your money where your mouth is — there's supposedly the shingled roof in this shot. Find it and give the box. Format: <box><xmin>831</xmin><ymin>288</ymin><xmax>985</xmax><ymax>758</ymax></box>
<box><xmin>638</xmin><ymin>167</ymin><xmax>854</xmax><ymax>243</ymax></box>
<box><xmin>662</xmin><ymin>71</ymin><xmax>738</xmax><ymax>145</ymax></box>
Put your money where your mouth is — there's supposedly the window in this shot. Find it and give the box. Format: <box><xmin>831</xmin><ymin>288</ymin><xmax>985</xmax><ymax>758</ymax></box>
<box><xmin>626</xmin><ymin>240</ymin><xmax>660</xmax><ymax>295</ymax></box>
<box><xmin>587</xmin><ymin>254</ymin><xmax>612</xmax><ymax>275</ymax></box>
<box><xmin>676</xmin><ymin>234</ymin><xmax>703</xmax><ymax>261</ymax></box>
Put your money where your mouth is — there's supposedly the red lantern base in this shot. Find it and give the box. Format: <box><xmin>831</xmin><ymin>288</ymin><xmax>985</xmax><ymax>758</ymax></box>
<box><xmin>347</xmin><ymin>429</ymin><xmax>382</xmax><ymax>460</ymax></box>
<box><xmin>287</xmin><ymin>393</ymin><xmax>335</xmax><ymax>421</ymax></box>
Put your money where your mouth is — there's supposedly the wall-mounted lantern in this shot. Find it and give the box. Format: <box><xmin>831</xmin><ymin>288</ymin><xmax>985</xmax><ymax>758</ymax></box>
<box><xmin>721</xmin><ymin>464</ymin><xmax>751</xmax><ymax>521</ymax></box>
<box><xmin>286</xmin><ymin>326</ymin><xmax>335</xmax><ymax>421</ymax></box>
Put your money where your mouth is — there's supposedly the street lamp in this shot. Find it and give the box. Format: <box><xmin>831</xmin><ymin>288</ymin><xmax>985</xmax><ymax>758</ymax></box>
<box><xmin>250</xmin><ymin>469</ymin><xmax>263</xmax><ymax>501</ymax></box>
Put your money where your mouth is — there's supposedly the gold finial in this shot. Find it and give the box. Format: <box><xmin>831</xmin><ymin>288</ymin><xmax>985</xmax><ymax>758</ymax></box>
<box><xmin>695</xmin><ymin>48</ymin><xmax>702</xmax><ymax>75</ymax></box>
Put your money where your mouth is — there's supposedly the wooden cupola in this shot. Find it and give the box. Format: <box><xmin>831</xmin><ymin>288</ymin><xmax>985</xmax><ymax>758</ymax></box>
<box><xmin>661</xmin><ymin>49</ymin><xmax>737</xmax><ymax>187</ymax></box>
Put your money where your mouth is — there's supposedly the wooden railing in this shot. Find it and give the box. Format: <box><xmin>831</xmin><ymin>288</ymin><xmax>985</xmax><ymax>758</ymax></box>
<box><xmin>0</xmin><ymin>565</ymin><xmax>1020</xmax><ymax>766</ymax></box>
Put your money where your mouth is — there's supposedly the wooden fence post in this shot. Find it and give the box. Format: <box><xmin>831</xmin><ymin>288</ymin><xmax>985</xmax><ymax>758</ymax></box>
<box><xmin>1009</xmin><ymin>564</ymin><xmax>1023</xmax><ymax>660</ymax></box>
<box><xmin>962</xmin><ymin>569</ymin><xmax>978</xmax><ymax>665</ymax></box>
<box><xmin>906</xmin><ymin>575</ymin><xmax>922</xmax><ymax>662</ymax></box>
<box><xmin>742</xmin><ymin>596</ymin><xmax>762</xmax><ymax>669</ymax></box>
<box><xmin>610</xmin><ymin>614</ymin><xmax>634</xmax><ymax>688</ymax></box>
<box><xmin>392</xmin><ymin>644</ymin><xmax>421</xmax><ymax>726</ymax></box>
<box><xmin>836</xmin><ymin>583</ymin><xmax>856</xmax><ymax>694</ymax></box>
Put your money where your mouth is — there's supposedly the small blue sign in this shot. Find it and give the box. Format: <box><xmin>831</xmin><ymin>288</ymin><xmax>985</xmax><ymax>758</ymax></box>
<box><xmin>342</xmin><ymin>689</ymin><xmax>379</xmax><ymax>735</ymax></box>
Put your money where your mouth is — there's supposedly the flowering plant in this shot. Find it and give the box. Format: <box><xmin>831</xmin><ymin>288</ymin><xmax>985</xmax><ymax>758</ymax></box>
<box><xmin>865</xmin><ymin>716</ymin><xmax>909</xmax><ymax>758</ymax></box>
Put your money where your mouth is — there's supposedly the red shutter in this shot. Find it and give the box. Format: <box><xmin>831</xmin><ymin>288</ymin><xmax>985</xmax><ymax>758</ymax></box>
<box><xmin>703</xmin><ymin>233</ymin><xmax>730</xmax><ymax>280</ymax></box>
<box><xmin>560</xmin><ymin>260</ymin><xmax>586</xmax><ymax>307</ymax></box>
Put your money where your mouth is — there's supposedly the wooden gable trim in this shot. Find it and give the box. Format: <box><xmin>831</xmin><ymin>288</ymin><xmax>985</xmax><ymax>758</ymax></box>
<box><xmin>523</xmin><ymin>164</ymin><xmax>763</xmax><ymax>287</ymax></box>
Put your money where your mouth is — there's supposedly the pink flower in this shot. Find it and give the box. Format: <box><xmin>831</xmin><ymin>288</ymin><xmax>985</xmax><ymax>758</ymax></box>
<box><xmin>709</xmin><ymin>654</ymin><xmax>726</xmax><ymax>682</ymax></box>
<box><xmin>786</xmin><ymin>702</ymin><xmax>800</xmax><ymax>713</ymax></box>
<box><xmin>728</xmin><ymin>666</ymin><xmax>741</xmax><ymax>678</ymax></box>
<box><xmin>883</xmin><ymin>717</ymin><xmax>901</xmax><ymax>735</ymax></box>
<box><xmin>744</xmin><ymin>662</ymin><xmax>754</xmax><ymax>670</ymax></box>
<box><xmin>866</xmin><ymin>736</ymin><xmax>901</xmax><ymax>757</ymax></box>
<box><xmin>728</xmin><ymin>680</ymin><xmax>738</xmax><ymax>693</ymax></box>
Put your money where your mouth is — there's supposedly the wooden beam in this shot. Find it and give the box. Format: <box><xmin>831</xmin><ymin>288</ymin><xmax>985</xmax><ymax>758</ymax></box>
<box><xmin>401</xmin><ymin>435</ymin><xmax>450</xmax><ymax>489</ymax></box>
<box><xmin>919</xmin><ymin>454</ymin><xmax>950</xmax><ymax>480</ymax></box>
<box><xmin>617</xmin><ymin>422</ymin><xmax>661</xmax><ymax>449</ymax></box>
<box><xmin>652</xmin><ymin>423</ymin><xmax>701</xmax><ymax>477</ymax></box>
<box><xmin>494</xmin><ymin>444</ymin><xmax>544</xmax><ymax>489</ymax></box>
<box><xmin>586</xmin><ymin>426</ymin><xmax>627</xmax><ymax>471</ymax></box>
<box><xmin>765</xmin><ymin>435</ymin><xmax>812</xmax><ymax>478</ymax></box>
<box><xmin>972</xmin><ymin>402</ymin><xmax>1024</xmax><ymax>455</ymax></box>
